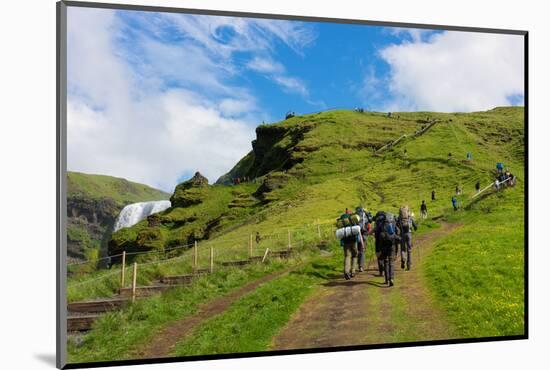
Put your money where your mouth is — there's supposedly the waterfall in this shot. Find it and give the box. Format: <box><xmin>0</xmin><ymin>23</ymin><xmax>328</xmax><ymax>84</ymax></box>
<box><xmin>114</xmin><ymin>200</ymin><xmax>171</xmax><ymax>231</ymax></box>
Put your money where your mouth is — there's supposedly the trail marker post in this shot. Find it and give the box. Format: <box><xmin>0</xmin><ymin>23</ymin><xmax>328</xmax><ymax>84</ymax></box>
<box><xmin>120</xmin><ymin>251</ymin><xmax>126</xmax><ymax>288</ymax></box>
<box><xmin>194</xmin><ymin>240</ymin><xmax>198</xmax><ymax>271</ymax></box>
<box><xmin>287</xmin><ymin>229</ymin><xmax>292</xmax><ymax>251</ymax></box>
<box><xmin>131</xmin><ymin>262</ymin><xmax>137</xmax><ymax>303</ymax></box>
<box><xmin>210</xmin><ymin>247</ymin><xmax>214</xmax><ymax>273</ymax></box>
<box><xmin>262</xmin><ymin>248</ymin><xmax>270</xmax><ymax>263</ymax></box>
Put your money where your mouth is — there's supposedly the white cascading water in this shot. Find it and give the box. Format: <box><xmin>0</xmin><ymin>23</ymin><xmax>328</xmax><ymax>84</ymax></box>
<box><xmin>114</xmin><ymin>200</ymin><xmax>171</xmax><ymax>231</ymax></box>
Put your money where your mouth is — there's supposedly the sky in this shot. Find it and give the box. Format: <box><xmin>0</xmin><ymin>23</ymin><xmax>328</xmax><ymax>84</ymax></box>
<box><xmin>67</xmin><ymin>7</ymin><xmax>524</xmax><ymax>192</ymax></box>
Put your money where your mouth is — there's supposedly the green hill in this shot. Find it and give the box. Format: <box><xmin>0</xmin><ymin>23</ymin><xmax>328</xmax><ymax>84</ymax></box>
<box><xmin>67</xmin><ymin>171</ymin><xmax>169</xmax><ymax>264</ymax></box>
<box><xmin>70</xmin><ymin>107</ymin><xmax>524</xmax><ymax>362</ymax></box>
<box><xmin>109</xmin><ymin>107</ymin><xmax>524</xmax><ymax>259</ymax></box>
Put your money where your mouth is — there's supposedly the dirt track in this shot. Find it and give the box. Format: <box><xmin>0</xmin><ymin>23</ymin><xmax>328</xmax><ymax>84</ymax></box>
<box><xmin>137</xmin><ymin>269</ymin><xmax>291</xmax><ymax>359</ymax></box>
<box><xmin>137</xmin><ymin>223</ymin><xmax>460</xmax><ymax>357</ymax></box>
<box><xmin>271</xmin><ymin>222</ymin><xmax>461</xmax><ymax>350</ymax></box>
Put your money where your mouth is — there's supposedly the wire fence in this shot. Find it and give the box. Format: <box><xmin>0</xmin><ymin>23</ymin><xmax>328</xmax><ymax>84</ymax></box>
<box><xmin>67</xmin><ymin>220</ymin><xmax>338</xmax><ymax>298</ymax></box>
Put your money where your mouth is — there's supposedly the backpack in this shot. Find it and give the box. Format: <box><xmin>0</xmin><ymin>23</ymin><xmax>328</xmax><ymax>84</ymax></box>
<box><xmin>382</xmin><ymin>213</ymin><xmax>396</xmax><ymax>238</ymax></box>
<box><xmin>335</xmin><ymin>213</ymin><xmax>360</xmax><ymax>228</ymax></box>
<box><xmin>380</xmin><ymin>213</ymin><xmax>397</xmax><ymax>242</ymax></box>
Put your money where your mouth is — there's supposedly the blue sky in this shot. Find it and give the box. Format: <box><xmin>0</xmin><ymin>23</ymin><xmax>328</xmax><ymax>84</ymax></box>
<box><xmin>67</xmin><ymin>7</ymin><xmax>524</xmax><ymax>191</ymax></box>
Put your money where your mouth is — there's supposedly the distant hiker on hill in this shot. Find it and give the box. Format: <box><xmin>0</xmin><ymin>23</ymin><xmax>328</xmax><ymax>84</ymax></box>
<box><xmin>256</xmin><ymin>231</ymin><xmax>261</xmax><ymax>244</ymax></box>
<box><xmin>397</xmin><ymin>205</ymin><xmax>417</xmax><ymax>271</ymax></box>
<box><xmin>448</xmin><ymin>152</ymin><xmax>453</xmax><ymax>159</ymax></box>
<box><xmin>431</xmin><ymin>190</ymin><xmax>436</xmax><ymax>201</ymax></box>
<box><xmin>452</xmin><ymin>196</ymin><xmax>458</xmax><ymax>211</ymax></box>
<box><xmin>388</xmin><ymin>112</ymin><xmax>392</xmax><ymax>118</ymax></box>
<box><xmin>455</xmin><ymin>184</ymin><xmax>462</xmax><ymax>195</ymax></box>
<box><xmin>420</xmin><ymin>200</ymin><xmax>428</xmax><ymax>219</ymax></box>
<box><xmin>475</xmin><ymin>180</ymin><xmax>481</xmax><ymax>193</ymax></box>
<box><xmin>467</xmin><ymin>152</ymin><xmax>473</xmax><ymax>161</ymax></box>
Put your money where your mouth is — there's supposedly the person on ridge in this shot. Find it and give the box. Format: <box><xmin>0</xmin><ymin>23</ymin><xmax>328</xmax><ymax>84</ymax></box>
<box><xmin>420</xmin><ymin>200</ymin><xmax>428</xmax><ymax>219</ymax></box>
<box><xmin>452</xmin><ymin>196</ymin><xmax>458</xmax><ymax>211</ymax></box>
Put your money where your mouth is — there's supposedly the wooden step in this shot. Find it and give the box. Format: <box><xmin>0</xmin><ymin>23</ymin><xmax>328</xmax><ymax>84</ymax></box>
<box><xmin>68</xmin><ymin>297</ymin><xmax>129</xmax><ymax>314</ymax></box>
<box><xmin>160</xmin><ymin>275</ymin><xmax>194</xmax><ymax>285</ymax></box>
<box><xmin>221</xmin><ymin>260</ymin><xmax>251</xmax><ymax>267</ymax></box>
<box><xmin>67</xmin><ymin>314</ymin><xmax>100</xmax><ymax>332</ymax></box>
<box><xmin>118</xmin><ymin>284</ymin><xmax>172</xmax><ymax>297</ymax></box>
<box><xmin>271</xmin><ymin>250</ymin><xmax>292</xmax><ymax>258</ymax></box>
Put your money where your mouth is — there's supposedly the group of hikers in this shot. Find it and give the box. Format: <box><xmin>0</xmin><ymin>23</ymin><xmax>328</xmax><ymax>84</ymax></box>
<box><xmin>495</xmin><ymin>163</ymin><xmax>516</xmax><ymax>189</ymax></box>
<box><xmin>336</xmin><ymin>205</ymin><xmax>417</xmax><ymax>287</ymax></box>
<box><xmin>335</xmin><ymin>161</ymin><xmax>518</xmax><ymax>286</ymax></box>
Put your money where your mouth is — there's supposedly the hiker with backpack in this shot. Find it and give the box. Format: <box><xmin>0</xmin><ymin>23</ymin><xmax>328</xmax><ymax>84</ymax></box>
<box><xmin>420</xmin><ymin>200</ymin><xmax>428</xmax><ymax>219</ymax></box>
<box><xmin>377</xmin><ymin>212</ymin><xmax>400</xmax><ymax>286</ymax></box>
<box><xmin>431</xmin><ymin>190</ymin><xmax>436</xmax><ymax>201</ymax></box>
<box><xmin>373</xmin><ymin>211</ymin><xmax>387</xmax><ymax>276</ymax></box>
<box><xmin>475</xmin><ymin>180</ymin><xmax>481</xmax><ymax>193</ymax></box>
<box><xmin>452</xmin><ymin>196</ymin><xmax>458</xmax><ymax>211</ymax></box>
<box><xmin>335</xmin><ymin>210</ymin><xmax>363</xmax><ymax>280</ymax></box>
<box><xmin>355</xmin><ymin>206</ymin><xmax>373</xmax><ymax>272</ymax></box>
<box><xmin>397</xmin><ymin>205</ymin><xmax>418</xmax><ymax>271</ymax></box>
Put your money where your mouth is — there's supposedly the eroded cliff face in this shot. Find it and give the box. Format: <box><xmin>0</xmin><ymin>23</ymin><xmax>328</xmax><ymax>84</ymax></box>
<box><xmin>216</xmin><ymin>121</ymin><xmax>318</xmax><ymax>184</ymax></box>
<box><xmin>66</xmin><ymin>196</ymin><xmax>120</xmax><ymax>261</ymax></box>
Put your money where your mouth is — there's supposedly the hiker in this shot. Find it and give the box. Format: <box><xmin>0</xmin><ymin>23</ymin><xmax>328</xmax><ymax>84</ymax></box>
<box><xmin>388</xmin><ymin>112</ymin><xmax>392</xmax><ymax>118</ymax></box>
<box><xmin>404</xmin><ymin>148</ymin><xmax>408</xmax><ymax>157</ymax></box>
<box><xmin>378</xmin><ymin>212</ymin><xmax>400</xmax><ymax>286</ymax></box>
<box><xmin>256</xmin><ymin>231</ymin><xmax>261</xmax><ymax>244</ymax></box>
<box><xmin>475</xmin><ymin>180</ymin><xmax>481</xmax><ymax>193</ymax></box>
<box><xmin>431</xmin><ymin>190</ymin><xmax>436</xmax><ymax>201</ymax></box>
<box><xmin>452</xmin><ymin>196</ymin><xmax>458</xmax><ymax>211</ymax></box>
<box><xmin>448</xmin><ymin>152</ymin><xmax>453</xmax><ymax>159</ymax></box>
<box><xmin>455</xmin><ymin>184</ymin><xmax>461</xmax><ymax>195</ymax></box>
<box><xmin>397</xmin><ymin>205</ymin><xmax>418</xmax><ymax>270</ymax></box>
<box><xmin>335</xmin><ymin>209</ymin><xmax>365</xmax><ymax>278</ymax></box>
<box><xmin>373</xmin><ymin>211</ymin><xmax>387</xmax><ymax>276</ymax></box>
<box><xmin>467</xmin><ymin>152</ymin><xmax>473</xmax><ymax>161</ymax></box>
<box><xmin>420</xmin><ymin>200</ymin><xmax>428</xmax><ymax>219</ymax></box>
<box><xmin>494</xmin><ymin>178</ymin><xmax>500</xmax><ymax>190</ymax></box>
<box><xmin>496</xmin><ymin>162</ymin><xmax>504</xmax><ymax>174</ymax></box>
<box><xmin>355</xmin><ymin>206</ymin><xmax>373</xmax><ymax>272</ymax></box>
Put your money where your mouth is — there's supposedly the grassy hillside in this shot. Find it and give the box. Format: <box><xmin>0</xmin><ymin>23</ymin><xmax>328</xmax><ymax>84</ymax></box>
<box><xmin>69</xmin><ymin>107</ymin><xmax>524</xmax><ymax>363</ymax></box>
<box><xmin>67</xmin><ymin>172</ymin><xmax>169</xmax><ymax>265</ymax></box>
<box><xmin>68</xmin><ymin>171</ymin><xmax>169</xmax><ymax>205</ymax></box>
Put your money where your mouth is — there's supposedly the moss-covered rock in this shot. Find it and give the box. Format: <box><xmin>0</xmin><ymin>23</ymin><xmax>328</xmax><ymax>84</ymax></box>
<box><xmin>170</xmin><ymin>172</ymin><xmax>209</xmax><ymax>207</ymax></box>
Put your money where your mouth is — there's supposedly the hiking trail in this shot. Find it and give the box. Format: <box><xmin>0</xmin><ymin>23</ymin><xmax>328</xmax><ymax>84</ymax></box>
<box><xmin>136</xmin><ymin>268</ymin><xmax>292</xmax><ymax>359</ymax></box>
<box><xmin>271</xmin><ymin>222</ymin><xmax>461</xmax><ymax>349</ymax></box>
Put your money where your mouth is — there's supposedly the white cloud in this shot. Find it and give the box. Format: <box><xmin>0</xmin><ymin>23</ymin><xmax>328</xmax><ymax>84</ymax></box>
<box><xmin>67</xmin><ymin>8</ymin><xmax>257</xmax><ymax>191</ymax></box>
<box><xmin>247</xmin><ymin>57</ymin><xmax>285</xmax><ymax>74</ymax></box>
<box><xmin>272</xmin><ymin>75</ymin><xmax>309</xmax><ymax>97</ymax></box>
<box><xmin>379</xmin><ymin>31</ymin><xmax>524</xmax><ymax>112</ymax></box>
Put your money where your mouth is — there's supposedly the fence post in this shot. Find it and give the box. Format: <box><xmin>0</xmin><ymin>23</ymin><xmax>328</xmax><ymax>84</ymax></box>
<box><xmin>287</xmin><ymin>229</ymin><xmax>292</xmax><ymax>251</ymax></box>
<box><xmin>262</xmin><ymin>248</ymin><xmax>270</xmax><ymax>263</ymax></box>
<box><xmin>131</xmin><ymin>262</ymin><xmax>137</xmax><ymax>303</ymax></box>
<box><xmin>210</xmin><ymin>247</ymin><xmax>214</xmax><ymax>273</ymax></box>
<box><xmin>120</xmin><ymin>251</ymin><xmax>126</xmax><ymax>288</ymax></box>
<box><xmin>194</xmin><ymin>240</ymin><xmax>198</xmax><ymax>271</ymax></box>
